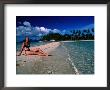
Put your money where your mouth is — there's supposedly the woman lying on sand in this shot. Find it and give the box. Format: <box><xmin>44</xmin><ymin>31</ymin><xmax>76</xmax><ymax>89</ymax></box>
<box><xmin>17</xmin><ymin>37</ymin><xmax>48</xmax><ymax>56</ymax></box>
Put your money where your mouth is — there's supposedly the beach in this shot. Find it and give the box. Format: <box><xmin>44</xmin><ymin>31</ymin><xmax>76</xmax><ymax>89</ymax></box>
<box><xmin>16</xmin><ymin>41</ymin><xmax>94</xmax><ymax>74</ymax></box>
<box><xmin>16</xmin><ymin>42</ymin><xmax>76</xmax><ymax>74</ymax></box>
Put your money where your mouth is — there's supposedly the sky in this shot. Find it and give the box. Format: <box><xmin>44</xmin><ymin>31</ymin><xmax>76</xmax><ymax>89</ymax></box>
<box><xmin>16</xmin><ymin>16</ymin><xmax>94</xmax><ymax>41</ymax></box>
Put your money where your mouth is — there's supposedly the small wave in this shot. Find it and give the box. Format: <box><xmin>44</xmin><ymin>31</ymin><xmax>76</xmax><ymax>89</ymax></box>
<box><xmin>67</xmin><ymin>55</ymin><xmax>79</xmax><ymax>75</ymax></box>
<box><xmin>61</xmin><ymin>43</ymin><xmax>79</xmax><ymax>75</ymax></box>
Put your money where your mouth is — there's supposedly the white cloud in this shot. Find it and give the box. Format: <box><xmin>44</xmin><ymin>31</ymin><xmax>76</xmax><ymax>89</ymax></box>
<box><xmin>52</xmin><ymin>29</ymin><xmax>60</xmax><ymax>33</ymax></box>
<box><xmin>40</xmin><ymin>27</ymin><xmax>45</xmax><ymax>31</ymax></box>
<box><xmin>16</xmin><ymin>26</ymin><xmax>25</xmax><ymax>36</ymax></box>
<box><xmin>39</xmin><ymin>27</ymin><xmax>50</xmax><ymax>34</ymax></box>
<box><xmin>25</xmin><ymin>27</ymin><xmax>31</xmax><ymax>31</ymax></box>
<box><xmin>35</xmin><ymin>26</ymin><xmax>40</xmax><ymax>31</ymax></box>
<box><xmin>23</xmin><ymin>21</ymin><xmax>31</xmax><ymax>27</ymax></box>
<box><xmin>16</xmin><ymin>21</ymin><xmax>62</xmax><ymax>37</ymax></box>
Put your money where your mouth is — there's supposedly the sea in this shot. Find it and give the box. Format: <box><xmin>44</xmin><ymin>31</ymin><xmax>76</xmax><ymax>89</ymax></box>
<box><xmin>16</xmin><ymin>41</ymin><xmax>94</xmax><ymax>74</ymax></box>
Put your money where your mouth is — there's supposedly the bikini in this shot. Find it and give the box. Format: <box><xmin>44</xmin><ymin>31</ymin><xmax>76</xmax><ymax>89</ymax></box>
<box><xmin>24</xmin><ymin>42</ymin><xmax>30</xmax><ymax>51</ymax></box>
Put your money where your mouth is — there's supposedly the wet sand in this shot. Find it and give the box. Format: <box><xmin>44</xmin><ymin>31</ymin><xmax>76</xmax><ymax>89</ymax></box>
<box><xmin>16</xmin><ymin>42</ymin><xmax>76</xmax><ymax>74</ymax></box>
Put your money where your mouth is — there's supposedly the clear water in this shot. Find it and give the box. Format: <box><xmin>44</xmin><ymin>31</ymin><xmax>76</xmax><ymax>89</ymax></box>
<box><xmin>16</xmin><ymin>41</ymin><xmax>94</xmax><ymax>74</ymax></box>
<box><xmin>62</xmin><ymin>41</ymin><xmax>94</xmax><ymax>74</ymax></box>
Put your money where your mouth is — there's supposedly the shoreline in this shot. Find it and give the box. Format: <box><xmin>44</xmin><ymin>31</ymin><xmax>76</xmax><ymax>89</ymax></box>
<box><xmin>17</xmin><ymin>40</ymin><xmax>94</xmax><ymax>43</ymax></box>
<box><xmin>16</xmin><ymin>42</ymin><xmax>76</xmax><ymax>74</ymax></box>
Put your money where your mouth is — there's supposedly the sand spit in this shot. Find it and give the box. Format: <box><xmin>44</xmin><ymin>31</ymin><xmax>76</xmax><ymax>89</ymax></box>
<box><xmin>16</xmin><ymin>42</ymin><xmax>76</xmax><ymax>74</ymax></box>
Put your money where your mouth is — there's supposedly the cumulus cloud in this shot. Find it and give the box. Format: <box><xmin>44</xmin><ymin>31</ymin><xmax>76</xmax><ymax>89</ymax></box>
<box><xmin>16</xmin><ymin>26</ymin><xmax>25</xmax><ymax>36</ymax></box>
<box><xmin>34</xmin><ymin>26</ymin><xmax>49</xmax><ymax>34</ymax></box>
<box><xmin>35</xmin><ymin>26</ymin><xmax>40</xmax><ymax>31</ymax></box>
<box><xmin>39</xmin><ymin>27</ymin><xmax>49</xmax><ymax>34</ymax></box>
<box><xmin>16</xmin><ymin>21</ymin><xmax>62</xmax><ymax>37</ymax></box>
<box><xmin>23</xmin><ymin>21</ymin><xmax>31</xmax><ymax>27</ymax></box>
<box><xmin>52</xmin><ymin>29</ymin><xmax>60</xmax><ymax>33</ymax></box>
<box><xmin>40</xmin><ymin>27</ymin><xmax>45</xmax><ymax>31</ymax></box>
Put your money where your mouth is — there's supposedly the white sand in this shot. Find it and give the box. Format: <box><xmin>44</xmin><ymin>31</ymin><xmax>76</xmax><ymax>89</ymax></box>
<box><xmin>16</xmin><ymin>42</ymin><xmax>75</xmax><ymax>74</ymax></box>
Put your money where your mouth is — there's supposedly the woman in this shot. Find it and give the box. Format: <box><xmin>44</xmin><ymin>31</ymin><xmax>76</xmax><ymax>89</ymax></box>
<box><xmin>17</xmin><ymin>37</ymin><xmax>48</xmax><ymax>56</ymax></box>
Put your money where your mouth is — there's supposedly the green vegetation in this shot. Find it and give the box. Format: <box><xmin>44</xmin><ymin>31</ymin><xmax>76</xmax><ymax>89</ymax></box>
<box><xmin>42</xmin><ymin>28</ymin><xmax>94</xmax><ymax>41</ymax></box>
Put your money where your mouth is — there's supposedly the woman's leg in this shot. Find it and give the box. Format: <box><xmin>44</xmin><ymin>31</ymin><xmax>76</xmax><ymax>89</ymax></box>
<box><xmin>25</xmin><ymin>50</ymin><xmax>38</xmax><ymax>55</ymax></box>
<box><xmin>35</xmin><ymin>48</ymin><xmax>48</xmax><ymax>56</ymax></box>
<box><xmin>25</xmin><ymin>50</ymin><xmax>48</xmax><ymax>56</ymax></box>
<box><xmin>17</xmin><ymin>43</ymin><xmax>25</xmax><ymax>56</ymax></box>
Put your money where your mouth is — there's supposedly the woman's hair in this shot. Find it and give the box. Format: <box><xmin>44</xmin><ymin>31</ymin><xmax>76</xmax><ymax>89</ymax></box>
<box><xmin>24</xmin><ymin>36</ymin><xmax>30</xmax><ymax>43</ymax></box>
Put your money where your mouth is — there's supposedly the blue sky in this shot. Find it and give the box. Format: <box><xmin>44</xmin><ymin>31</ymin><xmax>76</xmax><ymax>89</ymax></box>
<box><xmin>16</xmin><ymin>16</ymin><xmax>94</xmax><ymax>40</ymax></box>
<box><xmin>17</xmin><ymin>16</ymin><xmax>94</xmax><ymax>30</ymax></box>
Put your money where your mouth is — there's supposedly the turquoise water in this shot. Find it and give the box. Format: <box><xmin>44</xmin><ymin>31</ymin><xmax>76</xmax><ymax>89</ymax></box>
<box><xmin>62</xmin><ymin>41</ymin><xmax>94</xmax><ymax>74</ymax></box>
<box><xmin>16</xmin><ymin>41</ymin><xmax>94</xmax><ymax>74</ymax></box>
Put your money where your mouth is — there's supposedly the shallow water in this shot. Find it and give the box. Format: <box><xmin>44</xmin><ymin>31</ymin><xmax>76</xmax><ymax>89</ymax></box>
<box><xmin>16</xmin><ymin>41</ymin><xmax>94</xmax><ymax>74</ymax></box>
<box><xmin>62</xmin><ymin>41</ymin><xmax>94</xmax><ymax>74</ymax></box>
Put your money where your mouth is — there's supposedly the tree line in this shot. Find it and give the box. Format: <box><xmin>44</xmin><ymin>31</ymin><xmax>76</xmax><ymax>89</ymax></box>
<box><xmin>42</xmin><ymin>28</ymin><xmax>94</xmax><ymax>41</ymax></box>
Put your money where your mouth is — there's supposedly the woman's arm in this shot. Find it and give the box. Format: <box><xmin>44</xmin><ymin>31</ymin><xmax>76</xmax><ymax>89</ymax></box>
<box><xmin>17</xmin><ymin>42</ymin><xmax>25</xmax><ymax>56</ymax></box>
